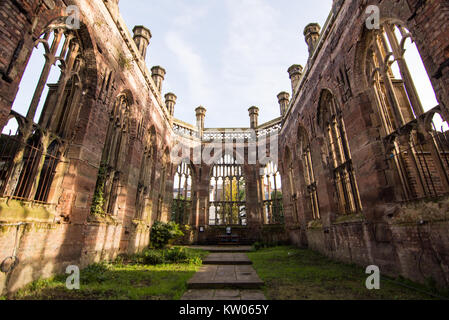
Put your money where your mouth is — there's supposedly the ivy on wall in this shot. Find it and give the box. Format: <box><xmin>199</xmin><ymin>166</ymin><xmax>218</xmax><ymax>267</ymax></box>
<box><xmin>90</xmin><ymin>162</ymin><xmax>108</xmax><ymax>216</ymax></box>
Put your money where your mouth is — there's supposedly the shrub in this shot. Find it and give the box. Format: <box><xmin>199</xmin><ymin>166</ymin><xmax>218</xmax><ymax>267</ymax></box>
<box><xmin>150</xmin><ymin>221</ymin><xmax>184</xmax><ymax>249</ymax></box>
<box><xmin>82</xmin><ymin>262</ymin><xmax>110</xmax><ymax>284</ymax></box>
<box><xmin>114</xmin><ymin>254</ymin><xmax>127</xmax><ymax>265</ymax></box>
<box><xmin>164</xmin><ymin>247</ymin><xmax>188</xmax><ymax>263</ymax></box>
<box><xmin>253</xmin><ymin>242</ymin><xmax>263</xmax><ymax>251</ymax></box>
<box><xmin>142</xmin><ymin>250</ymin><xmax>165</xmax><ymax>265</ymax></box>
<box><xmin>187</xmin><ymin>256</ymin><xmax>203</xmax><ymax>266</ymax></box>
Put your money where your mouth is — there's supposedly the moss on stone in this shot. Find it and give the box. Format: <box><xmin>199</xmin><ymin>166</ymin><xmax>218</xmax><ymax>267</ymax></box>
<box><xmin>90</xmin><ymin>163</ymin><xmax>107</xmax><ymax>216</ymax></box>
<box><xmin>392</xmin><ymin>197</ymin><xmax>449</xmax><ymax>225</ymax></box>
<box><xmin>118</xmin><ymin>52</ymin><xmax>134</xmax><ymax>70</ymax></box>
<box><xmin>87</xmin><ymin>212</ymin><xmax>120</xmax><ymax>226</ymax></box>
<box><xmin>261</xmin><ymin>224</ymin><xmax>285</xmax><ymax>233</ymax></box>
<box><xmin>334</xmin><ymin>213</ymin><xmax>364</xmax><ymax>224</ymax></box>
<box><xmin>307</xmin><ymin>219</ymin><xmax>323</xmax><ymax>229</ymax></box>
<box><xmin>0</xmin><ymin>199</ymin><xmax>55</xmax><ymax>223</ymax></box>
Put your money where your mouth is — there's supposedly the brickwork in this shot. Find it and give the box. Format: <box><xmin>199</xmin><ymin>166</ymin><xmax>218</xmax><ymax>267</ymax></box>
<box><xmin>0</xmin><ymin>0</ymin><xmax>448</xmax><ymax>295</ymax></box>
<box><xmin>0</xmin><ymin>0</ymin><xmax>174</xmax><ymax>294</ymax></box>
<box><xmin>279</xmin><ymin>0</ymin><xmax>449</xmax><ymax>287</ymax></box>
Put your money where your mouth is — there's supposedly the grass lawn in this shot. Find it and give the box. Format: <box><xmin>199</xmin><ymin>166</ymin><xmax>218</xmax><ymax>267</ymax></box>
<box><xmin>4</xmin><ymin>247</ymin><xmax>208</xmax><ymax>300</ymax></box>
<box><xmin>248</xmin><ymin>246</ymin><xmax>449</xmax><ymax>300</ymax></box>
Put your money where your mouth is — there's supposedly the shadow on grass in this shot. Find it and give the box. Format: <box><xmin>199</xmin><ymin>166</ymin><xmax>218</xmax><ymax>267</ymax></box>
<box><xmin>7</xmin><ymin>247</ymin><xmax>210</xmax><ymax>300</ymax></box>
<box><xmin>248</xmin><ymin>246</ymin><xmax>449</xmax><ymax>300</ymax></box>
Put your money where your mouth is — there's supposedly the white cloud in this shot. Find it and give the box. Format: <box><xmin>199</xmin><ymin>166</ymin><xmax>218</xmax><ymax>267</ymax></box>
<box><xmin>165</xmin><ymin>31</ymin><xmax>215</xmax><ymax>106</ymax></box>
<box><xmin>172</xmin><ymin>2</ymin><xmax>211</xmax><ymax>28</ymax></box>
<box><xmin>219</xmin><ymin>0</ymin><xmax>291</xmax><ymax>125</ymax></box>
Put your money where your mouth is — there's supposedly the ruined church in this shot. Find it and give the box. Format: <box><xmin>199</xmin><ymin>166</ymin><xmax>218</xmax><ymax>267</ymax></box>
<box><xmin>1</xmin><ymin>0</ymin><xmax>449</xmax><ymax>295</ymax></box>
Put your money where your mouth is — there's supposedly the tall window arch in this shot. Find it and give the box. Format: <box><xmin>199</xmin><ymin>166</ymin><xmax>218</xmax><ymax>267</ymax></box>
<box><xmin>11</xmin><ymin>21</ymin><xmax>85</xmax><ymax>136</ymax></box>
<box><xmin>135</xmin><ymin>127</ymin><xmax>156</xmax><ymax>220</ymax></box>
<box><xmin>91</xmin><ymin>93</ymin><xmax>131</xmax><ymax>216</ymax></box>
<box><xmin>318</xmin><ymin>90</ymin><xmax>362</xmax><ymax>215</ymax></box>
<box><xmin>0</xmin><ymin>20</ymin><xmax>87</xmax><ymax>203</ymax></box>
<box><xmin>172</xmin><ymin>161</ymin><xmax>193</xmax><ymax>225</ymax></box>
<box><xmin>156</xmin><ymin>148</ymin><xmax>170</xmax><ymax>220</ymax></box>
<box><xmin>261</xmin><ymin>161</ymin><xmax>283</xmax><ymax>224</ymax></box>
<box><xmin>365</xmin><ymin>22</ymin><xmax>439</xmax><ymax>134</ymax></box>
<box><xmin>298</xmin><ymin>127</ymin><xmax>320</xmax><ymax>220</ymax></box>
<box><xmin>283</xmin><ymin>146</ymin><xmax>299</xmax><ymax>223</ymax></box>
<box><xmin>365</xmin><ymin>21</ymin><xmax>449</xmax><ymax>200</ymax></box>
<box><xmin>209</xmin><ymin>155</ymin><xmax>246</xmax><ymax>226</ymax></box>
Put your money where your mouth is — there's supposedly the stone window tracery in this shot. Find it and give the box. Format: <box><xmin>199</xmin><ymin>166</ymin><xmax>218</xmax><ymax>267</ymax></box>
<box><xmin>319</xmin><ymin>90</ymin><xmax>362</xmax><ymax>215</ymax></box>
<box><xmin>298</xmin><ymin>129</ymin><xmax>320</xmax><ymax>221</ymax></box>
<box><xmin>91</xmin><ymin>93</ymin><xmax>131</xmax><ymax>216</ymax></box>
<box><xmin>172</xmin><ymin>161</ymin><xmax>193</xmax><ymax>225</ymax></box>
<box><xmin>261</xmin><ymin>161</ymin><xmax>284</xmax><ymax>224</ymax></box>
<box><xmin>208</xmin><ymin>155</ymin><xmax>247</xmax><ymax>226</ymax></box>
<box><xmin>366</xmin><ymin>22</ymin><xmax>449</xmax><ymax>201</ymax></box>
<box><xmin>135</xmin><ymin>127</ymin><xmax>156</xmax><ymax>220</ymax></box>
<box><xmin>0</xmin><ymin>21</ymin><xmax>87</xmax><ymax>204</ymax></box>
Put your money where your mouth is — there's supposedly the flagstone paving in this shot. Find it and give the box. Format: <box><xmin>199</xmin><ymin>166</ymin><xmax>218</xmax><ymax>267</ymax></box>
<box><xmin>188</xmin><ymin>245</ymin><xmax>252</xmax><ymax>253</ymax></box>
<box><xmin>182</xmin><ymin>289</ymin><xmax>266</xmax><ymax>300</ymax></box>
<box><xmin>203</xmin><ymin>253</ymin><xmax>252</xmax><ymax>265</ymax></box>
<box><xmin>182</xmin><ymin>246</ymin><xmax>266</xmax><ymax>300</ymax></box>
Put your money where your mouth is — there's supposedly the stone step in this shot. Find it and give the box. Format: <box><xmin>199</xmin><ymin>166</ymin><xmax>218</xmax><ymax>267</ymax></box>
<box><xmin>189</xmin><ymin>245</ymin><xmax>253</xmax><ymax>253</ymax></box>
<box><xmin>203</xmin><ymin>253</ymin><xmax>253</xmax><ymax>265</ymax></box>
<box><xmin>187</xmin><ymin>265</ymin><xmax>264</xmax><ymax>290</ymax></box>
<box><xmin>182</xmin><ymin>289</ymin><xmax>266</xmax><ymax>300</ymax></box>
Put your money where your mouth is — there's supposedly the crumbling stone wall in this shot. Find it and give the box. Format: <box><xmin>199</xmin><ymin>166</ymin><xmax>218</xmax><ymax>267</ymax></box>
<box><xmin>0</xmin><ymin>0</ymin><xmax>174</xmax><ymax>294</ymax></box>
<box><xmin>280</xmin><ymin>0</ymin><xmax>449</xmax><ymax>287</ymax></box>
<box><xmin>1</xmin><ymin>0</ymin><xmax>449</xmax><ymax>295</ymax></box>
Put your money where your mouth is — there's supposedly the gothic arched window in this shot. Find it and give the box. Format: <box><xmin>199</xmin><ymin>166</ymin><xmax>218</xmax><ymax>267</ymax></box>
<box><xmin>172</xmin><ymin>161</ymin><xmax>193</xmax><ymax>225</ymax></box>
<box><xmin>0</xmin><ymin>20</ymin><xmax>86</xmax><ymax>204</ymax></box>
<box><xmin>366</xmin><ymin>22</ymin><xmax>438</xmax><ymax>135</ymax></box>
<box><xmin>11</xmin><ymin>21</ymin><xmax>85</xmax><ymax>137</ymax></box>
<box><xmin>209</xmin><ymin>155</ymin><xmax>246</xmax><ymax>226</ymax></box>
<box><xmin>91</xmin><ymin>93</ymin><xmax>131</xmax><ymax>216</ymax></box>
<box><xmin>298</xmin><ymin>128</ymin><xmax>320</xmax><ymax>220</ymax></box>
<box><xmin>318</xmin><ymin>90</ymin><xmax>362</xmax><ymax>215</ymax></box>
<box><xmin>261</xmin><ymin>161</ymin><xmax>283</xmax><ymax>224</ymax></box>
<box><xmin>135</xmin><ymin>127</ymin><xmax>156</xmax><ymax>220</ymax></box>
<box><xmin>365</xmin><ymin>22</ymin><xmax>449</xmax><ymax>200</ymax></box>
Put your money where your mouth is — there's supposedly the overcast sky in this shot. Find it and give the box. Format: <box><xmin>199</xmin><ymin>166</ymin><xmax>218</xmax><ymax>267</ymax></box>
<box><xmin>119</xmin><ymin>0</ymin><xmax>333</xmax><ymax>128</ymax></box>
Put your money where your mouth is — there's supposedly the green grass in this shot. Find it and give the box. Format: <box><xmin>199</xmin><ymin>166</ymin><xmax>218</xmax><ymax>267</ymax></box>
<box><xmin>248</xmin><ymin>246</ymin><xmax>449</xmax><ymax>300</ymax></box>
<box><xmin>5</xmin><ymin>247</ymin><xmax>208</xmax><ymax>300</ymax></box>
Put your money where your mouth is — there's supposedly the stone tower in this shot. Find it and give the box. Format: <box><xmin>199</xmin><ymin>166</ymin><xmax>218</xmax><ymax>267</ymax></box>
<box><xmin>165</xmin><ymin>93</ymin><xmax>177</xmax><ymax>117</ymax></box>
<box><xmin>132</xmin><ymin>26</ymin><xmax>152</xmax><ymax>61</ymax></box>
<box><xmin>277</xmin><ymin>92</ymin><xmax>290</xmax><ymax>117</ymax></box>
<box><xmin>151</xmin><ymin>66</ymin><xmax>166</xmax><ymax>93</ymax></box>
<box><xmin>288</xmin><ymin>64</ymin><xmax>303</xmax><ymax>96</ymax></box>
<box><xmin>195</xmin><ymin>106</ymin><xmax>207</xmax><ymax>136</ymax></box>
<box><xmin>248</xmin><ymin>106</ymin><xmax>259</xmax><ymax>129</ymax></box>
<box><xmin>304</xmin><ymin>23</ymin><xmax>321</xmax><ymax>57</ymax></box>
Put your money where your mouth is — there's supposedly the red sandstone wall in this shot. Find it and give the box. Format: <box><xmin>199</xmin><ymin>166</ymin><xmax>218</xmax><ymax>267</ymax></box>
<box><xmin>0</xmin><ymin>0</ymin><xmax>174</xmax><ymax>294</ymax></box>
<box><xmin>280</xmin><ymin>0</ymin><xmax>449</xmax><ymax>287</ymax></box>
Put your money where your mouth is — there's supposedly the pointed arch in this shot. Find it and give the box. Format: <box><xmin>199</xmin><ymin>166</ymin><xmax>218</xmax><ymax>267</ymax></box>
<box><xmin>261</xmin><ymin>160</ymin><xmax>283</xmax><ymax>224</ymax></box>
<box><xmin>359</xmin><ymin>19</ymin><xmax>449</xmax><ymax>201</ymax></box>
<box><xmin>298</xmin><ymin>124</ymin><xmax>320</xmax><ymax>220</ymax></box>
<box><xmin>208</xmin><ymin>154</ymin><xmax>247</xmax><ymax>226</ymax></box>
<box><xmin>318</xmin><ymin>89</ymin><xmax>362</xmax><ymax>215</ymax></box>
<box><xmin>172</xmin><ymin>160</ymin><xmax>195</xmax><ymax>225</ymax></box>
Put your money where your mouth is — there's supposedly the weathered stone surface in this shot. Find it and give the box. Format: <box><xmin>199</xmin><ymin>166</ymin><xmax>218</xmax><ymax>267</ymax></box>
<box><xmin>182</xmin><ymin>289</ymin><xmax>266</xmax><ymax>301</ymax></box>
<box><xmin>203</xmin><ymin>253</ymin><xmax>252</xmax><ymax>265</ymax></box>
<box><xmin>187</xmin><ymin>265</ymin><xmax>264</xmax><ymax>290</ymax></box>
<box><xmin>0</xmin><ymin>0</ymin><xmax>449</xmax><ymax>295</ymax></box>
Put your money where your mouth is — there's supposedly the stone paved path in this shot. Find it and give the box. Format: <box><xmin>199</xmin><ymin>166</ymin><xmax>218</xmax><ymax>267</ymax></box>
<box><xmin>203</xmin><ymin>253</ymin><xmax>252</xmax><ymax>265</ymax></box>
<box><xmin>182</xmin><ymin>246</ymin><xmax>266</xmax><ymax>300</ymax></box>
<box><xmin>188</xmin><ymin>245</ymin><xmax>253</xmax><ymax>253</ymax></box>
